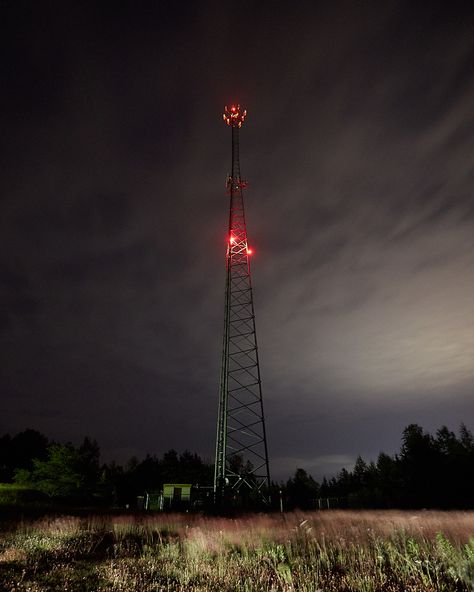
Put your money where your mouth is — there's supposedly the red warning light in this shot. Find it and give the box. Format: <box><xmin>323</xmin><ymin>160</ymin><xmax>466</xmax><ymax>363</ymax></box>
<box><xmin>229</xmin><ymin>235</ymin><xmax>235</xmax><ymax>244</ymax></box>
<box><xmin>223</xmin><ymin>104</ymin><xmax>247</xmax><ymax>127</ymax></box>
<box><xmin>246</xmin><ymin>247</ymin><xmax>253</xmax><ymax>255</ymax></box>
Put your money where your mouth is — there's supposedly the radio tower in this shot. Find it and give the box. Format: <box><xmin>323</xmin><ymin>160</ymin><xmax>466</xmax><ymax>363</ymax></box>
<box><xmin>214</xmin><ymin>105</ymin><xmax>271</xmax><ymax>506</ymax></box>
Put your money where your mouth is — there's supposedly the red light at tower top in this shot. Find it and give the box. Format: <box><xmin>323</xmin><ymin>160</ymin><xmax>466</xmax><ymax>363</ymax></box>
<box><xmin>223</xmin><ymin>104</ymin><xmax>247</xmax><ymax>127</ymax></box>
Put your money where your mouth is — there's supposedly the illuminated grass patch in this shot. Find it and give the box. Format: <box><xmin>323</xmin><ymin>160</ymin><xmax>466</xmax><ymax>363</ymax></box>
<box><xmin>0</xmin><ymin>510</ymin><xmax>473</xmax><ymax>591</ymax></box>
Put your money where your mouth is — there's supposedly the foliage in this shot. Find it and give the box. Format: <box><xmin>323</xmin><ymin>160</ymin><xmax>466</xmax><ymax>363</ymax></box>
<box><xmin>0</xmin><ymin>429</ymin><xmax>48</xmax><ymax>482</ymax></box>
<box><xmin>286</xmin><ymin>468</ymin><xmax>319</xmax><ymax>509</ymax></box>
<box><xmin>14</xmin><ymin>439</ymin><xmax>101</xmax><ymax>501</ymax></box>
<box><xmin>2</xmin><ymin>423</ymin><xmax>473</xmax><ymax>509</ymax></box>
<box><xmin>3</xmin><ymin>430</ymin><xmax>213</xmax><ymax>507</ymax></box>
<box><xmin>114</xmin><ymin>448</ymin><xmax>213</xmax><ymax>506</ymax></box>
<box><xmin>318</xmin><ymin>423</ymin><xmax>474</xmax><ymax>509</ymax></box>
<box><xmin>0</xmin><ymin>483</ymin><xmax>45</xmax><ymax>506</ymax></box>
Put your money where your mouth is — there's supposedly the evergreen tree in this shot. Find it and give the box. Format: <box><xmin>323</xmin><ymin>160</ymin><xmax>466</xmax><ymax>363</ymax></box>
<box><xmin>0</xmin><ymin>429</ymin><xmax>49</xmax><ymax>482</ymax></box>
<box><xmin>400</xmin><ymin>424</ymin><xmax>439</xmax><ymax>506</ymax></box>
<box><xmin>286</xmin><ymin>468</ymin><xmax>319</xmax><ymax>509</ymax></box>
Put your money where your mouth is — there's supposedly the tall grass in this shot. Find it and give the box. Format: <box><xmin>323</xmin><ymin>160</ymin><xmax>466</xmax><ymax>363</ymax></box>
<box><xmin>0</xmin><ymin>510</ymin><xmax>473</xmax><ymax>591</ymax></box>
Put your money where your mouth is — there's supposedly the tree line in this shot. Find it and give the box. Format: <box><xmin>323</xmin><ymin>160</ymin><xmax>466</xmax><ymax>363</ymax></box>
<box><xmin>0</xmin><ymin>423</ymin><xmax>473</xmax><ymax>509</ymax></box>
<box><xmin>284</xmin><ymin>424</ymin><xmax>474</xmax><ymax>509</ymax></box>
<box><xmin>0</xmin><ymin>431</ymin><xmax>212</xmax><ymax>507</ymax></box>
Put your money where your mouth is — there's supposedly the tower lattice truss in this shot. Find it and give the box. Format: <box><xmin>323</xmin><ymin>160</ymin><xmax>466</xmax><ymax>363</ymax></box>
<box><xmin>214</xmin><ymin>105</ymin><xmax>270</xmax><ymax>504</ymax></box>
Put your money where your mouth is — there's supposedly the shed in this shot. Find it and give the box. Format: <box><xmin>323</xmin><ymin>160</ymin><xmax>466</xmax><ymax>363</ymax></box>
<box><xmin>162</xmin><ymin>483</ymin><xmax>192</xmax><ymax>509</ymax></box>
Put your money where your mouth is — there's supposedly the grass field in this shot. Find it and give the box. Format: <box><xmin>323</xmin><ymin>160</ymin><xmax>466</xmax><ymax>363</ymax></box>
<box><xmin>0</xmin><ymin>510</ymin><xmax>473</xmax><ymax>591</ymax></box>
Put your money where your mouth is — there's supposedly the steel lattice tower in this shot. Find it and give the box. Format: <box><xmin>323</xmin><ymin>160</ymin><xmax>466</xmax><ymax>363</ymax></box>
<box><xmin>214</xmin><ymin>105</ymin><xmax>271</xmax><ymax>506</ymax></box>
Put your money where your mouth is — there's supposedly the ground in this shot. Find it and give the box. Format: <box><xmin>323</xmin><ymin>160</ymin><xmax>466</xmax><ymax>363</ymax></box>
<box><xmin>0</xmin><ymin>510</ymin><xmax>473</xmax><ymax>591</ymax></box>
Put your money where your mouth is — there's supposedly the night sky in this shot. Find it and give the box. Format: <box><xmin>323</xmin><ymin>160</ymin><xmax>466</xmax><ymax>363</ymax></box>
<box><xmin>1</xmin><ymin>1</ymin><xmax>473</xmax><ymax>481</ymax></box>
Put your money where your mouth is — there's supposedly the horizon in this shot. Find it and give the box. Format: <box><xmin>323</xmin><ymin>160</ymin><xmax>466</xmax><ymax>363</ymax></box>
<box><xmin>2</xmin><ymin>420</ymin><xmax>471</xmax><ymax>485</ymax></box>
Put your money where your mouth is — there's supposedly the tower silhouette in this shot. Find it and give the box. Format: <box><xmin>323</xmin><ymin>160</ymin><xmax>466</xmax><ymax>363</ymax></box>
<box><xmin>214</xmin><ymin>105</ymin><xmax>271</xmax><ymax>506</ymax></box>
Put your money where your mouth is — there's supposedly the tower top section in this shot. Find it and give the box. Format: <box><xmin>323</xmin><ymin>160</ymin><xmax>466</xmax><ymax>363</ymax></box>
<box><xmin>223</xmin><ymin>104</ymin><xmax>247</xmax><ymax>127</ymax></box>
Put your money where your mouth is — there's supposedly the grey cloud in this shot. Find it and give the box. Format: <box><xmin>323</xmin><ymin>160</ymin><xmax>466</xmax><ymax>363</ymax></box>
<box><xmin>1</xmin><ymin>1</ymin><xmax>472</xmax><ymax>479</ymax></box>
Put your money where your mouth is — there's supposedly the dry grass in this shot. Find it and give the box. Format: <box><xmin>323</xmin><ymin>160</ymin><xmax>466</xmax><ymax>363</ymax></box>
<box><xmin>0</xmin><ymin>510</ymin><xmax>473</xmax><ymax>591</ymax></box>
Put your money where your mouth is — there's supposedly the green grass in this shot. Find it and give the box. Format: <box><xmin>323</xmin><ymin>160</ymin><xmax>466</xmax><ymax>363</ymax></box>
<box><xmin>0</xmin><ymin>510</ymin><xmax>473</xmax><ymax>591</ymax></box>
<box><xmin>0</xmin><ymin>483</ymin><xmax>46</xmax><ymax>506</ymax></box>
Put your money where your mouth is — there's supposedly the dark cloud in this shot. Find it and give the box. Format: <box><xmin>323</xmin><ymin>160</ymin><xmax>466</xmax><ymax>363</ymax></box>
<box><xmin>1</xmin><ymin>1</ymin><xmax>473</xmax><ymax>480</ymax></box>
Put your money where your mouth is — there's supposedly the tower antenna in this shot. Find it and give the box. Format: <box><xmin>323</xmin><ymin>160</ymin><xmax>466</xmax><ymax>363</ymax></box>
<box><xmin>214</xmin><ymin>105</ymin><xmax>271</xmax><ymax>507</ymax></box>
